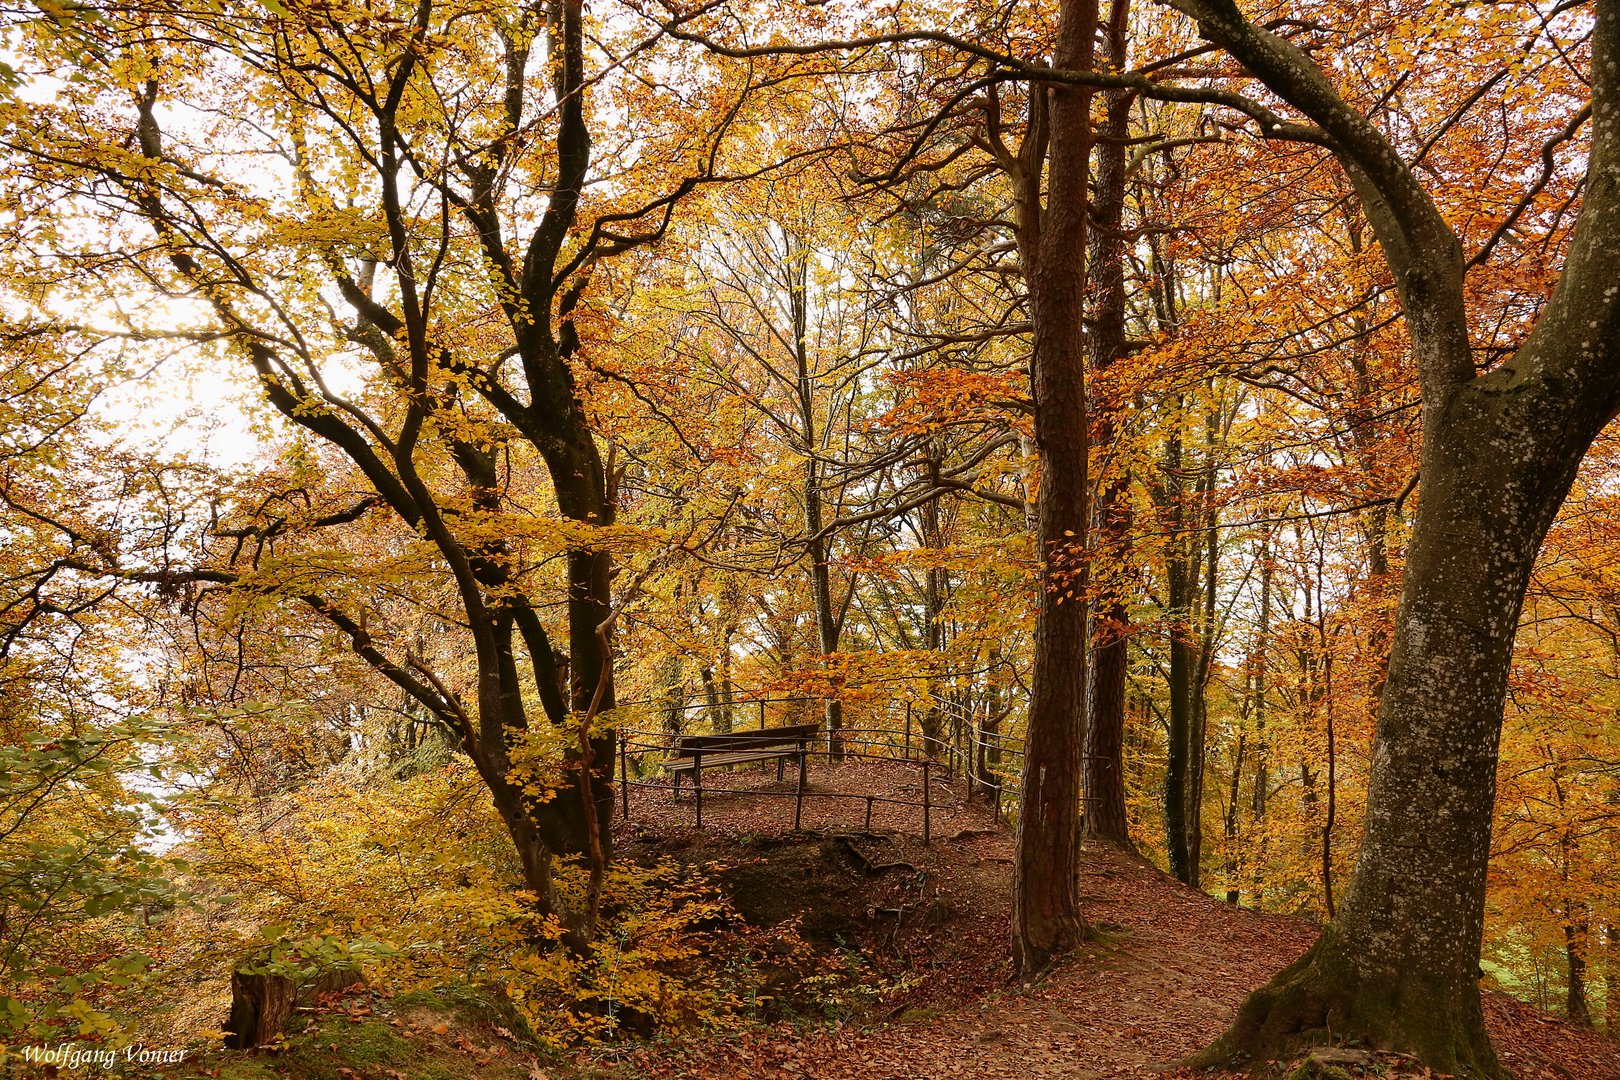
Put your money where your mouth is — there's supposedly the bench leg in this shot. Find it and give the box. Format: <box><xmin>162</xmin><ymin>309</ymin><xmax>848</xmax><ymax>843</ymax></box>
<box><xmin>777</xmin><ymin>756</ymin><xmax>785</xmax><ymax>782</ymax></box>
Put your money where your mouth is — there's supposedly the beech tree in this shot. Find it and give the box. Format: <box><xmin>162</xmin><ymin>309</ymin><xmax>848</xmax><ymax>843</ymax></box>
<box><xmin>1168</xmin><ymin>0</ymin><xmax>1620</xmax><ymax>1071</ymax></box>
<box><xmin>8</xmin><ymin>0</ymin><xmax>780</xmax><ymax>940</ymax></box>
<box><xmin>995</xmin><ymin>0</ymin><xmax>1098</xmax><ymax>975</ymax></box>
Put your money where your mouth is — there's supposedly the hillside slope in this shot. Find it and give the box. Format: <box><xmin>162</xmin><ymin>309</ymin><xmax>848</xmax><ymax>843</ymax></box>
<box><xmin>155</xmin><ymin>764</ymin><xmax>1620</xmax><ymax>1080</ymax></box>
<box><xmin>606</xmin><ymin>764</ymin><xmax>1620</xmax><ymax>1080</ymax></box>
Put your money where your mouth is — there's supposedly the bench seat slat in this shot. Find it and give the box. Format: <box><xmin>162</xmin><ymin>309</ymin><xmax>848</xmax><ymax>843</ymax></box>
<box><xmin>661</xmin><ymin>748</ymin><xmax>802</xmax><ymax>772</ymax></box>
<box><xmin>658</xmin><ymin>723</ymin><xmax>820</xmax><ymax>782</ymax></box>
<box><xmin>672</xmin><ymin>722</ymin><xmax>819</xmax><ymax>755</ymax></box>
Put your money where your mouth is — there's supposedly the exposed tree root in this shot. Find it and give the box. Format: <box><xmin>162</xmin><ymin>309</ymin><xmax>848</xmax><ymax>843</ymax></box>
<box><xmin>834</xmin><ymin>835</ymin><xmax>922</xmax><ymax>877</ymax></box>
<box><xmin>1187</xmin><ymin>932</ymin><xmax>1505</xmax><ymax>1079</ymax></box>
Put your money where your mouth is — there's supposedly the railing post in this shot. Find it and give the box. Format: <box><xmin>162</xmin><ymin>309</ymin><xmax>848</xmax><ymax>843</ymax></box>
<box><xmin>794</xmin><ymin>737</ymin><xmax>807</xmax><ymax>830</ymax></box>
<box><xmin>694</xmin><ymin>750</ymin><xmax>703</xmax><ymax>830</ymax></box>
<box><xmin>965</xmin><ymin>727</ymin><xmax>974</xmax><ymax>805</ymax></box>
<box><xmin>619</xmin><ymin>731</ymin><xmax>630</xmax><ymax>820</ymax></box>
<box><xmin>904</xmin><ymin>701</ymin><xmax>912</xmax><ymax>759</ymax></box>
<box><xmin>864</xmin><ymin>795</ymin><xmax>874</xmax><ymax>832</ymax></box>
<box><xmin>922</xmin><ymin>760</ymin><xmax>931</xmax><ymax>845</ymax></box>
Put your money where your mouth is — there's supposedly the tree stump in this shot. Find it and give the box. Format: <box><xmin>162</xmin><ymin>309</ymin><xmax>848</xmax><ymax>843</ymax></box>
<box><xmin>301</xmin><ymin>967</ymin><xmax>364</xmax><ymax>1003</ymax></box>
<box><xmin>223</xmin><ymin>970</ymin><xmax>296</xmax><ymax>1049</ymax></box>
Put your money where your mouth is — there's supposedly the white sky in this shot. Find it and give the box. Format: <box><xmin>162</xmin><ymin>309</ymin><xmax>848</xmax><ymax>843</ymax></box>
<box><xmin>93</xmin><ymin>353</ymin><xmax>277</xmax><ymax>470</ymax></box>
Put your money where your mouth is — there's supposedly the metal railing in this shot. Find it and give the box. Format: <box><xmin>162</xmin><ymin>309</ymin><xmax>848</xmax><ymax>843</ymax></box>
<box><xmin>616</xmin><ymin>700</ymin><xmax>1025</xmax><ymax>842</ymax></box>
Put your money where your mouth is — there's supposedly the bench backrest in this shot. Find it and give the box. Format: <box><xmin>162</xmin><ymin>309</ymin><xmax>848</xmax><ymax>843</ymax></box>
<box><xmin>673</xmin><ymin>722</ymin><xmax>820</xmax><ymax>756</ymax></box>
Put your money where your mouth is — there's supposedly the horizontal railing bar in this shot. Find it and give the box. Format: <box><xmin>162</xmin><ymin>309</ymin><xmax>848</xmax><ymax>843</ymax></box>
<box><xmin>618</xmin><ymin>731</ymin><xmax>1023</xmax><ymax>757</ymax></box>
<box><xmin>620</xmin><ymin>779</ymin><xmax>967</xmax><ymax>811</ymax></box>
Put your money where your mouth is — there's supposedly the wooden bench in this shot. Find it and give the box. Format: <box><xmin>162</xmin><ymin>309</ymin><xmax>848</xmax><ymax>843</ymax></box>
<box><xmin>661</xmin><ymin>722</ymin><xmax>820</xmax><ymax>827</ymax></box>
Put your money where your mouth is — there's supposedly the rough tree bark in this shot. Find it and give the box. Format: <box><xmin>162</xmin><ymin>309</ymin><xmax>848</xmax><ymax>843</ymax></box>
<box><xmin>1010</xmin><ymin>0</ymin><xmax>1100</xmax><ymax>978</ymax></box>
<box><xmin>1082</xmin><ymin>0</ymin><xmax>1137</xmax><ymax>851</ymax></box>
<box><xmin>1177</xmin><ymin>0</ymin><xmax>1620</xmax><ymax>1072</ymax></box>
<box><xmin>1565</xmin><ymin>908</ymin><xmax>1594</xmax><ymax>1028</ymax></box>
<box><xmin>786</xmin><ymin>232</ymin><xmax>848</xmax><ymax>757</ymax></box>
<box><xmin>114</xmin><ymin>0</ymin><xmax>622</xmax><ymax>939</ymax></box>
<box><xmin>1159</xmin><ymin>405</ymin><xmax>1196</xmax><ymax>883</ymax></box>
<box><xmin>223</xmin><ymin>972</ymin><xmax>295</xmax><ymax>1050</ymax></box>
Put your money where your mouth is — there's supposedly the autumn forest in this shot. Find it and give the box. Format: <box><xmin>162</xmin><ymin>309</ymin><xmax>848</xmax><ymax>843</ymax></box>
<box><xmin>4</xmin><ymin>0</ymin><xmax>1620</xmax><ymax>1076</ymax></box>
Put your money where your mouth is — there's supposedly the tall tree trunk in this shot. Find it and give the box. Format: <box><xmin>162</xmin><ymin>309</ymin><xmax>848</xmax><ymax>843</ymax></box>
<box><xmin>125</xmin><ymin>0</ymin><xmax>618</xmax><ymax>941</ymax></box>
<box><xmin>1247</xmin><ymin>529</ymin><xmax>1273</xmax><ymax>904</ymax></box>
<box><xmin>717</xmin><ymin>613</ymin><xmax>737</xmax><ymax>732</ymax></box>
<box><xmin>701</xmin><ymin>663</ymin><xmax>731</xmax><ymax>733</ymax></box>
<box><xmin>922</xmin><ymin>450</ymin><xmax>949</xmax><ymax>758</ymax></box>
<box><xmin>790</xmin><ymin>235</ymin><xmax>845</xmax><ymax>757</ymax></box>
<box><xmin>1186</xmin><ymin>3</ymin><xmax>1620</xmax><ymax>1071</ymax></box>
<box><xmin>660</xmin><ymin>655</ymin><xmax>684</xmax><ymax>739</ymax></box>
<box><xmin>1223</xmin><ymin>729</ymin><xmax>1246</xmax><ymax>903</ymax></box>
<box><xmin>1320</xmin><ymin>651</ymin><xmax>1337</xmax><ymax>920</ymax></box>
<box><xmin>1198</xmin><ymin>388</ymin><xmax>1567</xmax><ymax>1073</ymax></box>
<box><xmin>1566</xmin><ymin>905</ymin><xmax>1594</xmax><ymax>1028</ymax></box>
<box><xmin>1010</xmin><ymin>0</ymin><xmax>1099</xmax><ymax>978</ymax></box>
<box><xmin>1162</xmin><ymin>407</ymin><xmax>1195</xmax><ymax>883</ymax></box>
<box><xmin>1605</xmin><ymin>925</ymin><xmax>1619</xmax><ymax>1034</ymax></box>
<box><xmin>1185</xmin><ymin>404</ymin><xmax>1222</xmax><ymax>890</ymax></box>
<box><xmin>978</xmin><ymin>648</ymin><xmax>1008</xmax><ymax>796</ymax></box>
<box><xmin>1082</xmin><ymin>0</ymin><xmax>1135</xmax><ymax>851</ymax></box>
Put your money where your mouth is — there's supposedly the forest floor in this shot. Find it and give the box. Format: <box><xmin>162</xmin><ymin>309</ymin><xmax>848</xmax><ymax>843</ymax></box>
<box><xmin>155</xmin><ymin>760</ymin><xmax>1620</xmax><ymax>1080</ymax></box>
<box><xmin>597</xmin><ymin>760</ymin><xmax>1620</xmax><ymax>1080</ymax></box>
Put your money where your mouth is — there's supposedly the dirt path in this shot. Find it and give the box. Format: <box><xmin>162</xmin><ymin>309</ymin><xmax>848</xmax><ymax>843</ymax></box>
<box><xmin>608</xmin><ymin>759</ymin><xmax>1620</xmax><ymax>1079</ymax></box>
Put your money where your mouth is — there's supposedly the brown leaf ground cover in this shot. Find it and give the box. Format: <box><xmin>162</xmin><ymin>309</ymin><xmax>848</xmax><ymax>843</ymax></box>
<box><xmin>599</xmin><ymin>758</ymin><xmax>1620</xmax><ymax>1080</ymax></box>
<box><xmin>156</xmin><ymin>758</ymin><xmax>1620</xmax><ymax>1080</ymax></box>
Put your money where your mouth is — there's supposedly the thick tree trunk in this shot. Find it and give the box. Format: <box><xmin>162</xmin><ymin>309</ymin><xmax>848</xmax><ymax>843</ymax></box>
<box><xmin>124</xmin><ymin>0</ymin><xmax>623</xmax><ymax>949</ymax></box>
<box><xmin>1180</xmin><ymin>2</ymin><xmax>1620</xmax><ymax>1069</ymax></box>
<box><xmin>1566</xmin><ymin>911</ymin><xmax>1594</xmax><ymax>1028</ymax></box>
<box><xmin>1084</xmin><ymin>616</ymin><xmax>1133</xmax><ymax>846</ymax></box>
<box><xmin>556</xmin><ymin>467</ymin><xmax>618</xmax><ymax>858</ymax></box>
<box><xmin>1010</xmin><ymin>0</ymin><xmax>1099</xmax><ymax>978</ymax></box>
<box><xmin>224</xmin><ymin>971</ymin><xmax>296</xmax><ymax>1050</ymax></box>
<box><xmin>1162</xmin><ymin>415</ymin><xmax>1195</xmax><ymax>882</ymax></box>
<box><xmin>1192</xmin><ymin>379</ymin><xmax>1599</xmax><ymax>1076</ymax></box>
<box><xmin>1082</xmin><ymin>8</ymin><xmax>1135</xmax><ymax>851</ymax></box>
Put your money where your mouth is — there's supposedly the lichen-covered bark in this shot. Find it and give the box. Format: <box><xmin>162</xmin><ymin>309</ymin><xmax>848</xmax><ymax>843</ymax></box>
<box><xmin>1193</xmin><ymin>296</ymin><xmax>1620</xmax><ymax>1076</ymax></box>
<box><xmin>1177</xmin><ymin>0</ymin><xmax>1620</xmax><ymax>1071</ymax></box>
<box><xmin>1191</xmin><ymin>922</ymin><xmax>1498</xmax><ymax>1075</ymax></box>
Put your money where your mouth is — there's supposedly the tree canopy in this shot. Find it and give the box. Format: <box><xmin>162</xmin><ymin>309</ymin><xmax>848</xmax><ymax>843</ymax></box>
<box><xmin>2</xmin><ymin>0</ymin><xmax>1618</xmax><ymax>1075</ymax></box>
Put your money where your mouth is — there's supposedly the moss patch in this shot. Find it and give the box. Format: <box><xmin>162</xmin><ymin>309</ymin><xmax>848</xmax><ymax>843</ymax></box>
<box><xmin>164</xmin><ymin>989</ymin><xmax>550</xmax><ymax>1080</ymax></box>
<box><xmin>1283</xmin><ymin>1063</ymin><xmax>1354</xmax><ymax>1080</ymax></box>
